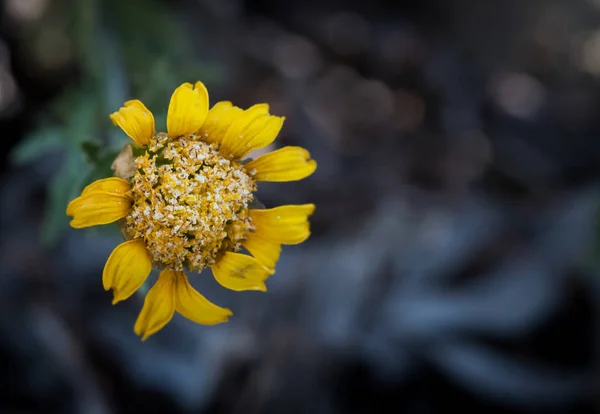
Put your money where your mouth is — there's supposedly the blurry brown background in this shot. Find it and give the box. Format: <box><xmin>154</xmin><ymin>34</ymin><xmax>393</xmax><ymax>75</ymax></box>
<box><xmin>1</xmin><ymin>0</ymin><xmax>600</xmax><ymax>413</ymax></box>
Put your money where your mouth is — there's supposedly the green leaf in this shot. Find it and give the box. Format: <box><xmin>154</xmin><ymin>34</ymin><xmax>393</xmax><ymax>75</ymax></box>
<box><xmin>10</xmin><ymin>128</ymin><xmax>64</xmax><ymax>165</ymax></box>
<box><xmin>81</xmin><ymin>141</ymin><xmax>102</xmax><ymax>163</ymax></box>
<box><xmin>64</xmin><ymin>93</ymin><xmax>99</xmax><ymax>146</ymax></box>
<box><xmin>79</xmin><ymin>149</ymin><xmax>121</xmax><ymax>191</ymax></box>
<box><xmin>41</xmin><ymin>150</ymin><xmax>90</xmax><ymax>246</ymax></box>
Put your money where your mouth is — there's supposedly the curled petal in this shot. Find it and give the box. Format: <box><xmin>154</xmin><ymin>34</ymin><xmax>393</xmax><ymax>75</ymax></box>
<box><xmin>66</xmin><ymin>177</ymin><xmax>131</xmax><ymax>217</ymax></box>
<box><xmin>245</xmin><ymin>146</ymin><xmax>316</xmax><ymax>182</ymax></box>
<box><xmin>102</xmin><ymin>239</ymin><xmax>152</xmax><ymax>304</ymax></box>
<box><xmin>242</xmin><ymin>233</ymin><xmax>281</xmax><ymax>271</ymax></box>
<box><xmin>250</xmin><ymin>204</ymin><xmax>315</xmax><ymax>245</ymax></box>
<box><xmin>109</xmin><ymin>100</ymin><xmax>155</xmax><ymax>147</ymax></box>
<box><xmin>212</xmin><ymin>252</ymin><xmax>272</xmax><ymax>292</ymax></box>
<box><xmin>167</xmin><ymin>81</ymin><xmax>209</xmax><ymax>138</ymax></box>
<box><xmin>198</xmin><ymin>101</ymin><xmax>245</xmax><ymax>145</ymax></box>
<box><xmin>134</xmin><ymin>269</ymin><xmax>176</xmax><ymax>341</ymax></box>
<box><xmin>66</xmin><ymin>192</ymin><xmax>131</xmax><ymax>228</ymax></box>
<box><xmin>220</xmin><ymin>104</ymin><xmax>284</xmax><ymax>160</ymax></box>
<box><xmin>174</xmin><ymin>271</ymin><xmax>232</xmax><ymax>325</ymax></box>
<box><xmin>81</xmin><ymin>177</ymin><xmax>131</xmax><ymax>197</ymax></box>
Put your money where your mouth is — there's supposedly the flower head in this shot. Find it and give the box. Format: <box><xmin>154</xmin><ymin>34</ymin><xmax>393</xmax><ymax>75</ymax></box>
<box><xmin>66</xmin><ymin>81</ymin><xmax>316</xmax><ymax>340</ymax></box>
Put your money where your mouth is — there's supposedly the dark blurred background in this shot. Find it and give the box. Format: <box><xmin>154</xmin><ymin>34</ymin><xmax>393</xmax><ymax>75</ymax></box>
<box><xmin>2</xmin><ymin>0</ymin><xmax>600</xmax><ymax>413</ymax></box>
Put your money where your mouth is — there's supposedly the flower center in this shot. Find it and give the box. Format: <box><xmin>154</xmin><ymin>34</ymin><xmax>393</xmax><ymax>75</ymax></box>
<box><xmin>125</xmin><ymin>132</ymin><xmax>256</xmax><ymax>271</ymax></box>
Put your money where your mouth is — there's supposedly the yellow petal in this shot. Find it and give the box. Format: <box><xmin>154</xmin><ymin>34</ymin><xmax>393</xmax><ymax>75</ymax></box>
<box><xmin>102</xmin><ymin>239</ymin><xmax>152</xmax><ymax>304</ymax></box>
<box><xmin>245</xmin><ymin>146</ymin><xmax>317</xmax><ymax>182</ymax></box>
<box><xmin>198</xmin><ymin>101</ymin><xmax>244</xmax><ymax>145</ymax></box>
<box><xmin>242</xmin><ymin>232</ymin><xmax>281</xmax><ymax>270</ymax></box>
<box><xmin>66</xmin><ymin>192</ymin><xmax>132</xmax><ymax>228</ymax></box>
<box><xmin>81</xmin><ymin>177</ymin><xmax>131</xmax><ymax>197</ymax></box>
<box><xmin>109</xmin><ymin>99</ymin><xmax>155</xmax><ymax>147</ymax></box>
<box><xmin>167</xmin><ymin>81</ymin><xmax>209</xmax><ymax>138</ymax></box>
<box><xmin>134</xmin><ymin>269</ymin><xmax>176</xmax><ymax>341</ymax></box>
<box><xmin>250</xmin><ymin>204</ymin><xmax>315</xmax><ymax>245</ymax></box>
<box><xmin>174</xmin><ymin>271</ymin><xmax>232</xmax><ymax>325</ymax></box>
<box><xmin>66</xmin><ymin>177</ymin><xmax>130</xmax><ymax>216</ymax></box>
<box><xmin>211</xmin><ymin>252</ymin><xmax>272</xmax><ymax>292</ymax></box>
<box><xmin>220</xmin><ymin>104</ymin><xmax>284</xmax><ymax>160</ymax></box>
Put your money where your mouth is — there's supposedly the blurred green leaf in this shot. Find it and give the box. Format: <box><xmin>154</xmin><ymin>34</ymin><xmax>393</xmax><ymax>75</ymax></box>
<box><xmin>80</xmin><ymin>149</ymin><xmax>121</xmax><ymax>189</ymax></box>
<box><xmin>10</xmin><ymin>128</ymin><xmax>64</xmax><ymax>165</ymax></box>
<box><xmin>81</xmin><ymin>141</ymin><xmax>102</xmax><ymax>163</ymax></box>
<box><xmin>64</xmin><ymin>93</ymin><xmax>100</xmax><ymax>145</ymax></box>
<box><xmin>41</xmin><ymin>151</ymin><xmax>90</xmax><ymax>246</ymax></box>
<box><xmin>71</xmin><ymin>0</ymin><xmax>102</xmax><ymax>82</ymax></box>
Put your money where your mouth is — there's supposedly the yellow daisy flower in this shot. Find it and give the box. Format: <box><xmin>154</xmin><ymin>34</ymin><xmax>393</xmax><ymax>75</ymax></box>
<box><xmin>66</xmin><ymin>81</ymin><xmax>316</xmax><ymax>340</ymax></box>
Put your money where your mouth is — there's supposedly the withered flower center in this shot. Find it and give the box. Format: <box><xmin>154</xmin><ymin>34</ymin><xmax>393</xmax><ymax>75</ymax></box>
<box><xmin>125</xmin><ymin>132</ymin><xmax>256</xmax><ymax>271</ymax></box>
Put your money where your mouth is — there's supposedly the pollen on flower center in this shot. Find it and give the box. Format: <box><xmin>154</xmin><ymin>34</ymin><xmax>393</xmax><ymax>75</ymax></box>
<box><xmin>125</xmin><ymin>132</ymin><xmax>256</xmax><ymax>271</ymax></box>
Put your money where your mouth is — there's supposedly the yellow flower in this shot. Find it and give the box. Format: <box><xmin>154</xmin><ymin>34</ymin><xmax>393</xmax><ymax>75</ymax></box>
<box><xmin>66</xmin><ymin>81</ymin><xmax>316</xmax><ymax>340</ymax></box>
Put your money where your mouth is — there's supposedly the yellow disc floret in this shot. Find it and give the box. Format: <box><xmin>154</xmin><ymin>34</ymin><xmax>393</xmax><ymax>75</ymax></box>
<box><xmin>125</xmin><ymin>132</ymin><xmax>256</xmax><ymax>271</ymax></box>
